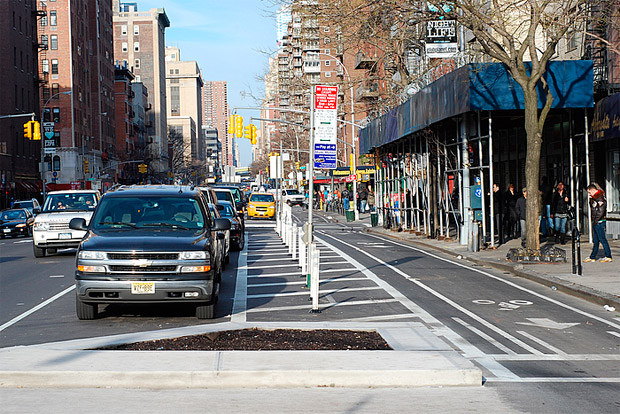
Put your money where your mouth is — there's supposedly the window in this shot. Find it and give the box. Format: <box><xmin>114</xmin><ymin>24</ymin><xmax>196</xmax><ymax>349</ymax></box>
<box><xmin>135</xmin><ymin>75</ymin><xmax>141</xmax><ymax>82</ymax></box>
<box><xmin>41</xmin><ymin>35</ymin><xmax>48</xmax><ymax>48</ymax></box>
<box><xmin>324</xmin><ymin>27</ymin><xmax>330</xmax><ymax>32</ymax></box>
<box><xmin>51</xmin><ymin>59</ymin><xmax>58</xmax><ymax>75</ymax></box>
<box><xmin>170</xmin><ymin>86</ymin><xmax>180</xmax><ymax>114</ymax></box>
<box><xmin>52</xmin><ymin>107</ymin><xmax>61</xmax><ymax>122</ymax></box>
<box><xmin>43</xmin><ymin>108</ymin><xmax>51</xmax><ymax>122</ymax></box>
<box><xmin>122</xmin><ymin>42</ymin><xmax>128</xmax><ymax>52</ymax></box>
<box><xmin>42</xmin><ymin>59</ymin><xmax>49</xmax><ymax>73</ymax></box>
<box><xmin>42</xmin><ymin>87</ymin><xmax>51</xmax><ymax>101</ymax></box>
<box><xmin>567</xmin><ymin>31</ymin><xmax>577</xmax><ymax>51</ymax></box>
<box><xmin>53</xmin><ymin>156</ymin><xmax>61</xmax><ymax>172</ymax></box>
<box><xmin>325</xmin><ymin>71</ymin><xmax>331</xmax><ymax>77</ymax></box>
<box><xmin>134</xmin><ymin>59</ymin><xmax>140</xmax><ymax>69</ymax></box>
<box><xmin>170</xmin><ymin>69</ymin><xmax>174</xmax><ymax>74</ymax></box>
<box><xmin>175</xmin><ymin>69</ymin><xmax>179</xmax><ymax>74</ymax></box>
<box><xmin>324</xmin><ymin>60</ymin><xmax>331</xmax><ymax>66</ymax></box>
<box><xmin>51</xmin><ymin>83</ymin><xmax>59</xmax><ymax>97</ymax></box>
<box><xmin>134</xmin><ymin>25</ymin><xmax>139</xmax><ymax>35</ymax></box>
<box><xmin>50</xmin><ymin>11</ymin><xmax>57</xmax><ymax>26</ymax></box>
<box><xmin>121</xmin><ymin>25</ymin><xmax>127</xmax><ymax>35</ymax></box>
<box><xmin>50</xmin><ymin>35</ymin><xmax>58</xmax><ymax>50</ymax></box>
<box><xmin>134</xmin><ymin>42</ymin><xmax>139</xmax><ymax>52</ymax></box>
<box><xmin>324</xmin><ymin>49</ymin><xmax>330</xmax><ymax>55</ymax></box>
<box><xmin>324</xmin><ymin>37</ymin><xmax>331</xmax><ymax>44</ymax></box>
<box><xmin>41</xmin><ymin>14</ymin><xmax>47</xmax><ymax>26</ymax></box>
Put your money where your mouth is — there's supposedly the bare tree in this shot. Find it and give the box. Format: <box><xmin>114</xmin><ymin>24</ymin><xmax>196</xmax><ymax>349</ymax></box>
<box><xmin>168</xmin><ymin>126</ymin><xmax>191</xmax><ymax>182</ymax></box>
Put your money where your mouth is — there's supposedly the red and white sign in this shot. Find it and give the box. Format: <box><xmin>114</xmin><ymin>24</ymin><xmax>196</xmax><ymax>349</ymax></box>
<box><xmin>346</xmin><ymin>174</ymin><xmax>357</xmax><ymax>182</ymax></box>
<box><xmin>314</xmin><ymin>85</ymin><xmax>338</xmax><ymax>110</ymax></box>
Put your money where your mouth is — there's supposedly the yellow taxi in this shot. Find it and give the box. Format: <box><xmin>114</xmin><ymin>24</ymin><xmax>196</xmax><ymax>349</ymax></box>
<box><xmin>247</xmin><ymin>192</ymin><xmax>276</xmax><ymax>219</ymax></box>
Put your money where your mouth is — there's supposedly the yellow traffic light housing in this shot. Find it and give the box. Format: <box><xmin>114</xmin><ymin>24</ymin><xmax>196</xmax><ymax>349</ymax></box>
<box><xmin>138</xmin><ymin>163</ymin><xmax>147</xmax><ymax>174</ymax></box>
<box><xmin>295</xmin><ymin>161</ymin><xmax>300</xmax><ymax>170</ymax></box>
<box><xmin>84</xmin><ymin>159</ymin><xmax>90</xmax><ymax>174</ymax></box>
<box><xmin>227</xmin><ymin>115</ymin><xmax>235</xmax><ymax>134</ymax></box>
<box><xmin>234</xmin><ymin>115</ymin><xmax>243</xmax><ymax>138</ymax></box>
<box><xmin>23</xmin><ymin>121</ymin><xmax>33</xmax><ymax>140</ymax></box>
<box><xmin>244</xmin><ymin>125</ymin><xmax>252</xmax><ymax>139</ymax></box>
<box><xmin>32</xmin><ymin>121</ymin><xmax>41</xmax><ymax>140</ymax></box>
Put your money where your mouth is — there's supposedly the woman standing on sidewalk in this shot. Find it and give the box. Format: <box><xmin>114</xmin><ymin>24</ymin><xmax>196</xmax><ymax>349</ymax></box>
<box><xmin>550</xmin><ymin>182</ymin><xmax>570</xmax><ymax>244</ymax></box>
<box><xmin>584</xmin><ymin>183</ymin><xmax>612</xmax><ymax>262</ymax></box>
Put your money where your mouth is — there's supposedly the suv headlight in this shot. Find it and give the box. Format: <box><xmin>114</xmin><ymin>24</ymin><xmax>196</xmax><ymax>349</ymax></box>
<box><xmin>78</xmin><ymin>251</ymin><xmax>107</xmax><ymax>260</ymax></box>
<box><xmin>34</xmin><ymin>222</ymin><xmax>49</xmax><ymax>231</ymax></box>
<box><xmin>180</xmin><ymin>251</ymin><xmax>207</xmax><ymax>260</ymax></box>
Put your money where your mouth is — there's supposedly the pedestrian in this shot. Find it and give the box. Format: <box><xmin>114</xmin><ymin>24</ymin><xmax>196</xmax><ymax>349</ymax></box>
<box><xmin>342</xmin><ymin>186</ymin><xmax>350</xmax><ymax>211</ymax></box>
<box><xmin>540</xmin><ymin>176</ymin><xmax>554</xmax><ymax>237</ymax></box>
<box><xmin>491</xmin><ymin>183</ymin><xmax>504</xmax><ymax>245</ymax></box>
<box><xmin>503</xmin><ymin>183</ymin><xmax>518</xmax><ymax>240</ymax></box>
<box><xmin>584</xmin><ymin>183</ymin><xmax>612</xmax><ymax>262</ymax></box>
<box><xmin>405</xmin><ymin>189</ymin><xmax>413</xmax><ymax>229</ymax></box>
<box><xmin>515</xmin><ymin>187</ymin><xmax>527</xmax><ymax>247</ymax></box>
<box><xmin>359</xmin><ymin>186</ymin><xmax>368</xmax><ymax>213</ymax></box>
<box><xmin>550</xmin><ymin>181</ymin><xmax>570</xmax><ymax>244</ymax></box>
<box><xmin>367</xmin><ymin>186</ymin><xmax>375</xmax><ymax>212</ymax></box>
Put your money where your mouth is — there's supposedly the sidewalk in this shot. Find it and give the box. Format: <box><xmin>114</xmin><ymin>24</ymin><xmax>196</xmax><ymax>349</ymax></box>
<box><xmin>331</xmin><ymin>210</ymin><xmax>620</xmax><ymax>309</ymax></box>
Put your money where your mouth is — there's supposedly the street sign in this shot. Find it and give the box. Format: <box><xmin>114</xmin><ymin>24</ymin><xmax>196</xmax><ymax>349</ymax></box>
<box><xmin>313</xmin><ymin>85</ymin><xmax>338</xmax><ymax>169</ymax></box>
<box><xmin>346</xmin><ymin>174</ymin><xmax>357</xmax><ymax>182</ymax></box>
<box><xmin>43</xmin><ymin>122</ymin><xmax>56</xmax><ymax>154</ymax></box>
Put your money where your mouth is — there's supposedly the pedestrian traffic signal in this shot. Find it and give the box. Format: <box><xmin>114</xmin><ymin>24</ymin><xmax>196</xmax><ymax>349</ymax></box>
<box><xmin>138</xmin><ymin>163</ymin><xmax>147</xmax><ymax>174</ymax></box>
<box><xmin>84</xmin><ymin>159</ymin><xmax>90</xmax><ymax>174</ymax></box>
<box><xmin>23</xmin><ymin>121</ymin><xmax>33</xmax><ymax>140</ymax></box>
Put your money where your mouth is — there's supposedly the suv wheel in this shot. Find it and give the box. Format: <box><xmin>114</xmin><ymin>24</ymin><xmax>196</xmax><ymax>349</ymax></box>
<box><xmin>76</xmin><ymin>296</ymin><xmax>98</xmax><ymax>320</ymax></box>
<box><xmin>234</xmin><ymin>232</ymin><xmax>245</xmax><ymax>251</ymax></box>
<box><xmin>196</xmin><ymin>300</ymin><xmax>216</xmax><ymax>319</ymax></box>
<box><xmin>33</xmin><ymin>245</ymin><xmax>46</xmax><ymax>258</ymax></box>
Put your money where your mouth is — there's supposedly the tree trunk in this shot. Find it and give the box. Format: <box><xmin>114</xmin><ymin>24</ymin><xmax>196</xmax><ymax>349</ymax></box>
<box><xmin>523</xmin><ymin>88</ymin><xmax>542</xmax><ymax>251</ymax></box>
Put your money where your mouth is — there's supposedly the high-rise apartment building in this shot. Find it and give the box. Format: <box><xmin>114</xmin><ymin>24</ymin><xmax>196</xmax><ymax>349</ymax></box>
<box><xmin>0</xmin><ymin>0</ymin><xmax>41</xmax><ymax>208</ymax></box>
<box><xmin>202</xmin><ymin>81</ymin><xmax>233</xmax><ymax>167</ymax></box>
<box><xmin>165</xmin><ymin>47</ymin><xmax>204</xmax><ymax>172</ymax></box>
<box><xmin>113</xmin><ymin>3</ymin><xmax>169</xmax><ymax>174</ymax></box>
<box><xmin>36</xmin><ymin>0</ymin><xmax>116</xmax><ymax>189</ymax></box>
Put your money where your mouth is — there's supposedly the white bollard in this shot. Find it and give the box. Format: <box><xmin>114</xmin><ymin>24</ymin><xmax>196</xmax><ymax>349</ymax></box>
<box><xmin>298</xmin><ymin>227</ymin><xmax>303</xmax><ymax>267</ymax></box>
<box><xmin>300</xmin><ymin>237</ymin><xmax>307</xmax><ymax>274</ymax></box>
<box><xmin>310</xmin><ymin>247</ymin><xmax>320</xmax><ymax>312</ymax></box>
<box><xmin>288</xmin><ymin>222</ymin><xmax>294</xmax><ymax>254</ymax></box>
<box><xmin>292</xmin><ymin>226</ymin><xmax>297</xmax><ymax>260</ymax></box>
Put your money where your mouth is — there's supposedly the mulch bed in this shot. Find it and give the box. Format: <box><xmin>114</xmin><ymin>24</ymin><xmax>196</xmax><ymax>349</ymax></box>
<box><xmin>99</xmin><ymin>328</ymin><xmax>392</xmax><ymax>351</ymax></box>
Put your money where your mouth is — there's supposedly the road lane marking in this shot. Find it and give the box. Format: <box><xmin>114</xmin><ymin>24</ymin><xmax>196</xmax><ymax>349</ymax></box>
<box><xmin>489</xmin><ymin>354</ymin><xmax>620</xmax><ymax>361</ymax></box>
<box><xmin>249</xmin><ymin>277</ymin><xmax>369</xmax><ymax>288</ymax></box>
<box><xmin>607</xmin><ymin>331</ymin><xmax>620</xmax><ymax>339</ymax></box>
<box><xmin>49</xmin><ymin>275</ymin><xmax>64</xmax><ymax>278</ymax></box>
<box><xmin>246</xmin><ymin>298</ymin><xmax>399</xmax><ymax>313</ymax></box>
<box><xmin>315</xmin><ymin>231</ymin><xmax>521</xmax><ymax>380</ymax></box>
<box><xmin>364</xmin><ymin>233</ymin><xmax>620</xmax><ymax>331</ymax></box>
<box><xmin>516</xmin><ymin>331</ymin><xmax>567</xmax><ymax>355</ymax></box>
<box><xmin>247</xmin><ymin>286</ymin><xmax>383</xmax><ymax>299</ymax></box>
<box><xmin>453</xmin><ymin>317</ymin><xmax>517</xmax><ymax>355</ymax></box>
<box><xmin>231</xmin><ymin>236</ymin><xmax>249</xmax><ymax>323</ymax></box>
<box><xmin>247</xmin><ymin>268</ymin><xmax>358</xmax><ymax>278</ymax></box>
<box><xmin>0</xmin><ymin>285</ymin><xmax>75</xmax><ymax>333</ymax></box>
<box><xmin>489</xmin><ymin>377</ymin><xmax>620</xmax><ymax>383</ymax></box>
<box><xmin>320</xmin><ymin>232</ymin><xmax>544</xmax><ymax>355</ymax></box>
<box><xmin>516</xmin><ymin>318</ymin><xmax>580</xmax><ymax>330</ymax></box>
<box><xmin>342</xmin><ymin>313</ymin><xmax>421</xmax><ymax>322</ymax></box>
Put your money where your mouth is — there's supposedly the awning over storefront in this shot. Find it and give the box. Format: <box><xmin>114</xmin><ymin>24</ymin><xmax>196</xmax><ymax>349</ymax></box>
<box><xmin>359</xmin><ymin>60</ymin><xmax>594</xmax><ymax>153</ymax></box>
<box><xmin>592</xmin><ymin>92</ymin><xmax>620</xmax><ymax>142</ymax></box>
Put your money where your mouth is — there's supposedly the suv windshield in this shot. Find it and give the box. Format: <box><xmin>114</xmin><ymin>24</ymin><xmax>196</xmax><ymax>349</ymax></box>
<box><xmin>92</xmin><ymin>196</ymin><xmax>205</xmax><ymax>231</ymax></box>
<box><xmin>250</xmin><ymin>194</ymin><xmax>274</xmax><ymax>203</ymax></box>
<box><xmin>215</xmin><ymin>191</ymin><xmax>234</xmax><ymax>203</ymax></box>
<box><xmin>43</xmin><ymin>193</ymin><xmax>98</xmax><ymax>212</ymax></box>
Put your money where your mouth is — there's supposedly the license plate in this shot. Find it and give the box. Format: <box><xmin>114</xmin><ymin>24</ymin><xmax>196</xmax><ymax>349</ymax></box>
<box><xmin>131</xmin><ymin>282</ymin><xmax>155</xmax><ymax>294</ymax></box>
<box><xmin>59</xmin><ymin>232</ymin><xmax>71</xmax><ymax>240</ymax></box>
<box><xmin>3</xmin><ymin>229</ymin><xmax>9</xmax><ymax>233</ymax></box>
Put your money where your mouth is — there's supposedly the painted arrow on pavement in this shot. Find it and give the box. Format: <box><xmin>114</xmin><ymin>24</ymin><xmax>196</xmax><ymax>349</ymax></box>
<box><xmin>516</xmin><ymin>318</ymin><xmax>580</xmax><ymax>330</ymax></box>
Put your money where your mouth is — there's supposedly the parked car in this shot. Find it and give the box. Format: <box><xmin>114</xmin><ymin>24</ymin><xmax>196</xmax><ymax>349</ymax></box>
<box><xmin>32</xmin><ymin>190</ymin><xmax>100</xmax><ymax>257</ymax></box>
<box><xmin>0</xmin><ymin>208</ymin><xmax>34</xmax><ymax>238</ymax></box>
<box><xmin>69</xmin><ymin>185</ymin><xmax>230</xmax><ymax>320</ymax></box>
<box><xmin>281</xmin><ymin>189</ymin><xmax>305</xmax><ymax>206</ymax></box>
<box><xmin>213</xmin><ymin>187</ymin><xmax>245</xmax><ymax>226</ymax></box>
<box><xmin>247</xmin><ymin>192</ymin><xmax>276</xmax><ymax>219</ymax></box>
<box><xmin>216</xmin><ymin>200</ymin><xmax>245</xmax><ymax>250</ymax></box>
<box><xmin>208</xmin><ymin>202</ymin><xmax>230</xmax><ymax>266</ymax></box>
<box><xmin>214</xmin><ymin>185</ymin><xmax>246</xmax><ymax>217</ymax></box>
<box><xmin>12</xmin><ymin>198</ymin><xmax>41</xmax><ymax>216</ymax></box>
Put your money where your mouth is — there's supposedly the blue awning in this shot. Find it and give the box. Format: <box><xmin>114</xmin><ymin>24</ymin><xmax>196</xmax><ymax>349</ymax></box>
<box><xmin>592</xmin><ymin>92</ymin><xmax>620</xmax><ymax>142</ymax></box>
<box><xmin>360</xmin><ymin>60</ymin><xmax>594</xmax><ymax>153</ymax></box>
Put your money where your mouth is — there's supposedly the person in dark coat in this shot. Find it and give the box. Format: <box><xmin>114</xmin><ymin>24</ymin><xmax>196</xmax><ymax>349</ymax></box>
<box><xmin>584</xmin><ymin>183</ymin><xmax>612</xmax><ymax>262</ymax></box>
<box><xmin>491</xmin><ymin>183</ymin><xmax>504</xmax><ymax>245</ymax></box>
<box><xmin>550</xmin><ymin>181</ymin><xmax>570</xmax><ymax>244</ymax></box>
<box><xmin>503</xmin><ymin>183</ymin><xmax>518</xmax><ymax>240</ymax></box>
<box><xmin>515</xmin><ymin>188</ymin><xmax>527</xmax><ymax>247</ymax></box>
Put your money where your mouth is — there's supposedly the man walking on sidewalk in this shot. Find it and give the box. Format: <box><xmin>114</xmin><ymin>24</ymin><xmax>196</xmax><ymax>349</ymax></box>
<box><xmin>584</xmin><ymin>183</ymin><xmax>613</xmax><ymax>263</ymax></box>
<box><xmin>515</xmin><ymin>188</ymin><xmax>527</xmax><ymax>248</ymax></box>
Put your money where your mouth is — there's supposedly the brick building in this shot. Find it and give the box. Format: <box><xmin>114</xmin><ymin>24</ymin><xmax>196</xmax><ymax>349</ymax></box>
<box><xmin>0</xmin><ymin>0</ymin><xmax>42</xmax><ymax>208</ymax></box>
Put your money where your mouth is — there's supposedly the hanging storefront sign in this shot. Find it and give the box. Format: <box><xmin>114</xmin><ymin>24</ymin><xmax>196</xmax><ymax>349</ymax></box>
<box><xmin>425</xmin><ymin>20</ymin><xmax>457</xmax><ymax>58</ymax></box>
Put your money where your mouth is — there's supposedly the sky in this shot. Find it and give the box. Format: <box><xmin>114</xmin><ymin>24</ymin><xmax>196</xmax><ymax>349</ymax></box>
<box><xmin>139</xmin><ymin>0</ymin><xmax>280</xmax><ymax>167</ymax></box>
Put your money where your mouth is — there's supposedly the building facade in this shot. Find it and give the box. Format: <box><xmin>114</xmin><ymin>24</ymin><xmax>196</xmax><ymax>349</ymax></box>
<box><xmin>202</xmin><ymin>80</ymin><xmax>233</xmax><ymax>167</ymax></box>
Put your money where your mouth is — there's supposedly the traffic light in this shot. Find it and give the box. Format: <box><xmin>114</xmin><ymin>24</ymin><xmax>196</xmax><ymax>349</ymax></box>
<box><xmin>227</xmin><ymin>115</ymin><xmax>235</xmax><ymax>134</ymax></box>
<box><xmin>32</xmin><ymin>121</ymin><xmax>41</xmax><ymax>140</ymax></box>
<box><xmin>250</xmin><ymin>124</ymin><xmax>257</xmax><ymax>145</ymax></box>
<box><xmin>23</xmin><ymin>121</ymin><xmax>33</xmax><ymax>140</ymax></box>
<box><xmin>350</xmin><ymin>153</ymin><xmax>355</xmax><ymax>173</ymax></box>
<box><xmin>295</xmin><ymin>161</ymin><xmax>300</xmax><ymax>170</ymax></box>
<box><xmin>84</xmin><ymin>159</ymin><xmax>90</xmax><ymax>174</ymax></box>
<box><xmin>234</xmin><ymin>115</ymin><xmax>243</xmax><ymax>138</ymax></box>
<box><xmin>138</xmin><ymin>163</ymin><xmax>147</xmax><ymax>174</ymax></box>
<box><xmin>244</xmin><ymin>125</ymin><xmax>252</xmax><ymax>139</ymax></box>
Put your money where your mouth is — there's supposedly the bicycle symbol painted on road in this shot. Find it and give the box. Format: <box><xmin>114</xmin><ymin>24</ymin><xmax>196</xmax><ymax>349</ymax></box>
<box><xmin>472</xmin><ymin>299</ymin><xmax>533</xmax><ymax>311</ymax></box>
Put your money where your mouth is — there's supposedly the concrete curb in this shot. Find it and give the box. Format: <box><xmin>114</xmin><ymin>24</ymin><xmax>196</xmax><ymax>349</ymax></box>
<box><xmin>0</xmin><ymin>322</ymin><xmax>482</xmax><ymax>389</ymax></box>
<box><xmin>365</xmin><ymin>227</ymin><xmax>620</xmax><ymax>309</ymax></box>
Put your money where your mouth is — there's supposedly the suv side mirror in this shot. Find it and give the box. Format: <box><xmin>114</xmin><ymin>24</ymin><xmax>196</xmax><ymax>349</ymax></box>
<box><xmin>213</xmin><ymin>218</ymin><xmax>231</xmax><ymax>231</ymax></box>
<box><xmin>69</xmin><ymin>218</ymin><xmax>88</xmax><ymax>231</ymax></box>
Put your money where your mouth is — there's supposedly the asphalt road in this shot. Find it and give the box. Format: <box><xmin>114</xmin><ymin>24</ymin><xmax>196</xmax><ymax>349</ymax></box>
<box><xmin>1</xmin><ymin>209</ymin><xmax>619</xmax><ymax>413</ymax></box>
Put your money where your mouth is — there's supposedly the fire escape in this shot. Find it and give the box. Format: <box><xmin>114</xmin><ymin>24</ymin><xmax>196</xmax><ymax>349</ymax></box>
<box><xmin>583</xmin><ymin>3</ymin><xmax>620</xmax><ymax>99</ymax></box>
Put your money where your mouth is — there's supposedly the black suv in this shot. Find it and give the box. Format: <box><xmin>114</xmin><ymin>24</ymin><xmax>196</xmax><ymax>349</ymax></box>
<box><xmin>69</xmin><ymin>185</ymin><xmax>230</xmax><ymax>320</ymax></box>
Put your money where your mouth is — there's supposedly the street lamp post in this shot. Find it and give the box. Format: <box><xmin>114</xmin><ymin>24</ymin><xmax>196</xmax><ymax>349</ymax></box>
<box><xmin>41</xmin><ymin>90</ymin><xmax>72</xmax><ymax>201</ymax></box>
<box><xmin>317</xmin><ymin>52</ymin><xmax>358</xmax><ymax>220</ymax></box>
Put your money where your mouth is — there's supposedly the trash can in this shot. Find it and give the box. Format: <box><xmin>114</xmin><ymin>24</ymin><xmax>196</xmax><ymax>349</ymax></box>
<box><xmin>345</xmin><ymin>210</ymin><xmax>355</xmax><ymax>222</ymax></box>
<box><xmin>370</xmin><ymin>212</ymin><xmax>378</xmax><ymax>227</ymax></box>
